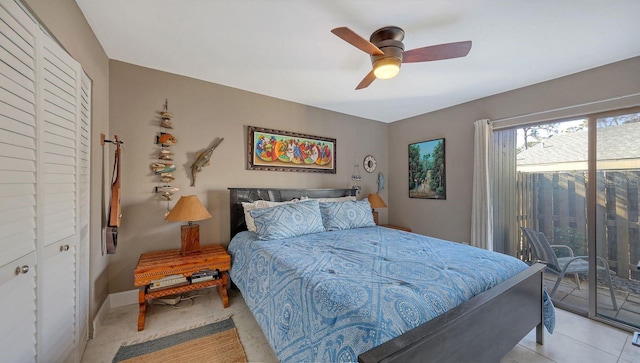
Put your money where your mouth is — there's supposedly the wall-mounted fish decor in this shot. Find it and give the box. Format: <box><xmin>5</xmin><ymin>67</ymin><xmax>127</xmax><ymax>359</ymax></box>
<box><xmin>156</xmin><ymin>132</ymin><xmax>177</xmax><ymax>146</ymax></box>
<box><xmin>155</xmin><ymin>99</ymin><xmax>178</xmax><ymax>205</ymax></box>
<box><xmin>154</xmin><ymin>185</ymin><xmax>179</xmax><ymax>194</ymax></box>
<box><xmin>151</xmin><ymin>162</ymin><xmax>176</xmax><ymax>174</ymax></box>
<box><xmin>160</xmin><ymin>111</ymin><xmax>173</xmax><ymax>129</ymax></box>
<box><xmin>190</xmin><ymin>137</ymin><xmax>224</xmax><ymax>187</ymax></box>
<box><xmin>158</xmin><ymin>148</ymin><xmax>173</xmax><ymax>160</ymax></box>
<box><xmin>159</xmin><ymin>99</ymin><xmax>174</xmax><ymax>129</ymax></box>
<box><xmin>160</xmin><ymin>174</ymin><xmax>175</xmax><ymax>183</ymax></box>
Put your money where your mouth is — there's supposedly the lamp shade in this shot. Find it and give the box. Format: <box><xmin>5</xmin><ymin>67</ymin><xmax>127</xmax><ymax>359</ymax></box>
<box><xmin>368</xmin><ymin>193</ymin><xmax>387</xmax><ymax>209</ymax></box>
<box><xmin>165</xmin><ymin>195</ymin><xmax>212</xmax><ymax>222</ymax></box>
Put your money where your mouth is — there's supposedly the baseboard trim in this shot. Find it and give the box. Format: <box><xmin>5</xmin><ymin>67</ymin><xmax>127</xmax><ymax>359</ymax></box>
<box><xmin>92</xmin><ymin>289</ymin><xmax>138</xmax><ymax>338</ymax></box>
<box><xmin>110</xmin><ymin>289</ymin><xmax>138</xmax><ymax>308</ymax></box>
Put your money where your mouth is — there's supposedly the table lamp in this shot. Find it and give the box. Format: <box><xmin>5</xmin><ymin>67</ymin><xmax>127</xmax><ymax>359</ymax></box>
<box><xmin>165</xmin><ymin>195</ymin><xmax>212</xmax><ymax>255</ymax></box>
<box><xmin>367</xmin><ymin>193</ymin><xmax>387</xmax><ymax>225</ymax></box>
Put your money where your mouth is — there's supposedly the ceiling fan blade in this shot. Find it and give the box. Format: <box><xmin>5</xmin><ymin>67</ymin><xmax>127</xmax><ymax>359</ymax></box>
<box><xmin>332</xmin><ymin>27</ymin><xmax>384</xmax><ymax>56</ymax></box>
<box><xmin>403</xmin><ymin>41</ymin><xmax>472</xmax><ymax>63</ymax></box>
<box><xmin>355</xmin><ymin>70</ymin><xmax>376</xmax><ymax>90</ymax></box>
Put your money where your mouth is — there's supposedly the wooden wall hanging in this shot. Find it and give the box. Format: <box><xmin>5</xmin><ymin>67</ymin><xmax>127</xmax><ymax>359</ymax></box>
<box><xmin>151</xmin><ymin>99</ymin><xmax>179</xmax><ymax>201</ymax></box>
<box><xmin>101</xmin><ymin>134</ymin><xmax>123</xmax><ymax>254</ymax></box>
<box><xmin>190</xmin><ymin>137</ymin><xmax>224</xmax><ymax>187</ymax></box>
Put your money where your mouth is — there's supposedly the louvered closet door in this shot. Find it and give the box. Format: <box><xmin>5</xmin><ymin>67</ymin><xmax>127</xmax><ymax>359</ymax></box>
<box><xmin>37</xmin><ymin>32</ymin><xmax>80</xmax><ymax>362</ymax></box>
<box><xmin>0</xmin><ymin>0</ymin><xmax>38</xmax><ymax>360</ymax></box>
<box><xmin>74</xmin><ymin>70</ymin><xmax>91</xmax><ymax>361</ymax></box>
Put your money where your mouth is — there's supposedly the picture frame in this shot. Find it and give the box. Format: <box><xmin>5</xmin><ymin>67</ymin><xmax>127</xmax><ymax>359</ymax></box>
<box><xmin>408</xmin><ymin>138</ymin><xmax>446</xmax><ymax>199</ymax></box>
<box><xmin>247</xmin><ymin>126</ymin><xmax>336</xmax><ymax>173</ymax></box>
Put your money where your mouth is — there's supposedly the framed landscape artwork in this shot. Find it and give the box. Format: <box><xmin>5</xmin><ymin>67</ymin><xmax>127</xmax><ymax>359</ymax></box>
<box><xmin>247</xmin><ymin>126</ymin><xmax>336</xmax><ymax>173</ymax></box>
<box><xmin>408</xmin><ymin>138</ymin><xmax>446</xmax><ymax>199</ymax></box>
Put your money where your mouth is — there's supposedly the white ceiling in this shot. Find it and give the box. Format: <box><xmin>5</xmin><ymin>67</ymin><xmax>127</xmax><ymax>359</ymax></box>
<box><xmin>75</xmin><ymin>0</ymin><xmax>640</xmax><ymax>123</ymax></box>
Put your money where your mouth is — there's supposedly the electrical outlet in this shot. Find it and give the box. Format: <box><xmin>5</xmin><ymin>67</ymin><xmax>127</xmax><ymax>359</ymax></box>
<box><xmin>157</xmin><ymin>296</ymin><xmax>181</xmax><ymax>305</ymax></box>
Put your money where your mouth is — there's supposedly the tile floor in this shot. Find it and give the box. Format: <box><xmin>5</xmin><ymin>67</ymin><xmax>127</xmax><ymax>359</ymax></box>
<box><xmin>83</xmin><ymin>288</ymin><xmax>640</xmax><ymax>363</ymax></box>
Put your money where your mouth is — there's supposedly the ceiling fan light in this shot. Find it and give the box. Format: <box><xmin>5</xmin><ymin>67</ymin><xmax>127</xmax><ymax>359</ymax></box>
<box><xmin>373</xmin><ymin>57</ymin><xmax>401</xmax><ymax>79</ymax></box>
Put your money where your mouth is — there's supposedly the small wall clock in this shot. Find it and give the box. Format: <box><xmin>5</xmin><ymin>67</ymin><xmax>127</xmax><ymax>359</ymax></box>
<box><xmin>363</xmin><ymin>155</ymin><xmax>377</xmax><ymax>173</ymax></box>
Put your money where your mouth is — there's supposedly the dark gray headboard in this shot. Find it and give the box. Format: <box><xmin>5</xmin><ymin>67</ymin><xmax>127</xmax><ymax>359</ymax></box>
<box><xmin>228</xmin><ymin>187</ymin><xmax>358</xmax><ymax>238</ymax></box>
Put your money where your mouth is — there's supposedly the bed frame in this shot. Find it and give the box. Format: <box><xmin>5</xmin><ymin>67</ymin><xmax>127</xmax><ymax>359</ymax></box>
<box><xmin>228</xmin><ymin>187</ymin><xmax>546</xmax><ymax>363</ymax></box>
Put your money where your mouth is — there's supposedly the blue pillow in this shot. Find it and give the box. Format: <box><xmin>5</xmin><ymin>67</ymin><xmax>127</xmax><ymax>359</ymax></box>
<box><xmin>249</xmin><ymin>199</ymin><xmax>325</xmax><ymax>240</ymax></box>
<box><xmin>319</xmin><ymin>200</ymin><xmax>376</xmax><ymax>231</ymax></box>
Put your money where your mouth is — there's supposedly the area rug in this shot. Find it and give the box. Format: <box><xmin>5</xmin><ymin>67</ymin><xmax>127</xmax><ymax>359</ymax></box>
<box><xmin>112</xmin><ymin>317</ymin><xmax>247</xmax><ymax>363</ymax></box>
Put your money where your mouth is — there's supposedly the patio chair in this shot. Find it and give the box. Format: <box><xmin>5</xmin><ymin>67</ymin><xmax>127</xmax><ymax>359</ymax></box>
<box><xmin>521</xmin><ymin>227</ymin><xmax>618</xmax><ymax>310</ymax></box>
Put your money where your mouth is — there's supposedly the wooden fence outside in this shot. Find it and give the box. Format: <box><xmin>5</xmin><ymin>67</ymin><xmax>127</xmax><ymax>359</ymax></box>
<box><xmin>517</xmin><ymin>170</ymin><xmax>640</xmax><ymax>280</ymax></box>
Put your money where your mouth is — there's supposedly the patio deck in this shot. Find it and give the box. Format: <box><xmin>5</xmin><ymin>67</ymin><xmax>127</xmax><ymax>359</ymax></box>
<box><xmin>545</xmin><ymin>271</ymin><xmax>640</xmax><ymax>328</ymax></box>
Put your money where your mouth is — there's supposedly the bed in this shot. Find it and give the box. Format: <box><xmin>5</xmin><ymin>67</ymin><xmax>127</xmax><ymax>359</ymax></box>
<box><xmin>228</xmin><ymin>187</ymin><xmax>554</xmax><ymax>362</ymax></box>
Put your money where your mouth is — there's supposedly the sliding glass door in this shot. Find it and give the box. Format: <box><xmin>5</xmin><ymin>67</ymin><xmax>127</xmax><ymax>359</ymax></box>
<box><xmin>493</xmin><ymin>108</ymin><xmax>640</xmax><ymax>330</ymax></box>
<box><xmin>595</xmin><ymin>110</ymin><xmax>640</xmax><ymax>327</ymax></box>
<box><xmin>512</xmin><ymin>118</ymin><xmax>591</xmax><ymax>313</ymax></box>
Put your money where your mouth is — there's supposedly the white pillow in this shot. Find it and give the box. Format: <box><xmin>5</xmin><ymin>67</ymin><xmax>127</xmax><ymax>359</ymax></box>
<box><xmin>301</xmin><ymin>195</ymin><xmax>356</xmax><ymax>202</ymax></box>
<box><xmin>241</xmin><ymin>202</ymin><xmax>259</xmax><ymax>232</ymax></box>
<box><xmin>242</xmin><ymin>199</ymin><xmax>299</xmax><ymax>232</ymax></box>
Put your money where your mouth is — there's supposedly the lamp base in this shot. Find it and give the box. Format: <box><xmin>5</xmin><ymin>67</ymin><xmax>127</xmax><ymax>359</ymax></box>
<box><xmin>180</xmin><ymin>224</ymin><xmax>201</xmax><ymax>255</ymax></box>
<box><xmin>372</xmin><ymin>210</ymin><xmax>379</xmax><ymax>225</ymax></box>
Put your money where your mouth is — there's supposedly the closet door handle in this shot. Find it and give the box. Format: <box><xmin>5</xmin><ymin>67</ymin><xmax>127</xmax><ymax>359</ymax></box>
<box><xmin>60</xmin><ymin>244</ymin><xmax>70</xmax><ymax>252</ymax></box>
<box><xmin>15</xmin><ymin>265</ymin><xmax>29</xmax><ymax>275</ymax></box>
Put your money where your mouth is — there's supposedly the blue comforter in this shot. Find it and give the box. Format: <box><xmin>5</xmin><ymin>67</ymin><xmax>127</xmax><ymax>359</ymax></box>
<box><xmin>229</xmin><ymin>226</ymin><xmax>555</xmax><ymax>362</ymax></box>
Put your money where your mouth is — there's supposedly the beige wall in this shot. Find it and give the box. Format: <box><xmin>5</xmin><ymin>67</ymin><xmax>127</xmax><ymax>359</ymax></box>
<box><xmin>22</xmin><ymin>0</ymin><xmax>110</xmax><ymax>328</ymax></box>
<box><xmin>108</xmin><ymin>60</ymin><xmax>389</xmax><ymax>293</ymax></box>
<box><xmin>388</xmin><ymin>56</ymin><xmax>640</xmax><ymax>243</ymax></box>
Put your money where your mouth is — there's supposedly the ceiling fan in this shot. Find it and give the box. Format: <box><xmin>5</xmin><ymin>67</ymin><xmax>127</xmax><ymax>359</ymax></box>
<box><xmin>331</xmin><ymin>26</ymin><xmax>472</xmax><ymax>90</ymax></box>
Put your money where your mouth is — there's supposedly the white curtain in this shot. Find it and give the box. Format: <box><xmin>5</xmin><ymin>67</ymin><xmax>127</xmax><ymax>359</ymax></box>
<box><xmin>471</xmin><ymin>119</ymin><xmax>493</xmax><ymax>250</ymax></box>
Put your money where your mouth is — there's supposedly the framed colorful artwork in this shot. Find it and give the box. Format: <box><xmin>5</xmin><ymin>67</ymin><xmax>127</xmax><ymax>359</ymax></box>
<box><xmin>408</xmin><ymin>138</ymin><xmax>446</xmax><ymax>199</ymax></box>
<box><xmin>247</xmin><ymin>126</ymin><xmax>336</xmax><ymax>173</ymax></box>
